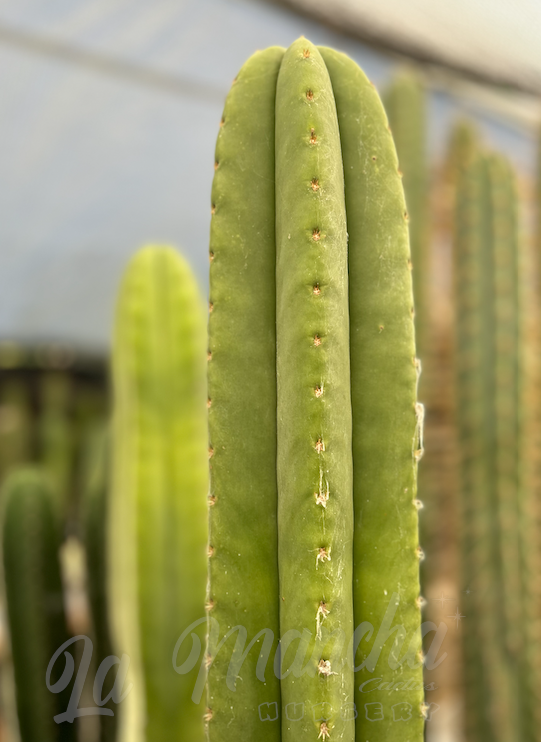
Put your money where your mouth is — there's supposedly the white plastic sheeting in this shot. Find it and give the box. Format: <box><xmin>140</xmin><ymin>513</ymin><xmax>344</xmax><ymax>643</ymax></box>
<box><xmin>282</xmin><ymin>0</ymin><xmax>541</xmax><ymax>94</ymax></box>
<box><xmin>0</xmin><ymin>0</ymin><xmax>537</xmax><ymax>352</ymax></box>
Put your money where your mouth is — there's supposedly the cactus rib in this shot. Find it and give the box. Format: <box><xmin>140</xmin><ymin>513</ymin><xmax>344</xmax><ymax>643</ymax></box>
<box><xmin>207</xmin><ymin>46</ymin><xmax>284</xmax><ymax>742</ymax></box>
<box><xmin>276</xmin><ymin>39</ymin><xmax>354</xmax><ymax>742</ymax></box>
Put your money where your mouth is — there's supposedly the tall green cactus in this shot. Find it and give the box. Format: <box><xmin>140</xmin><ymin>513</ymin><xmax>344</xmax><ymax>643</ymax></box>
<box><xmin>454</xmin><ymin>147</ymin><xmax>541</xmax><ymax>742</ymax></box>
<box><xmin>1</xmin><ymin>468</ymin><xmax>75</xmax><ymax>742</ymax></box>
<box><xmin>208</xmin><ymin>38</ymin><xmax>424</xmax><ymax>742</ymax></box>
<box><xmin>108</xmin><ymin>245</ymin><xmax>208</xmax><ymax>741</ymax></box>
<box><xmin>384</xmin><ymin>72</ymin><xmax>428</xmax><ymax>356</ymax></box>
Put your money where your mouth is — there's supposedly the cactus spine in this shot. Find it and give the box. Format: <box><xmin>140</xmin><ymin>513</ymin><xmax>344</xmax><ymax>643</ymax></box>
<box><xmin>209</xmin><ymin>38</ymin><xmax>424</xmax><ymax>742</ymax></box>
<box><xmin>454</xmin><ymin>149</ymin><xmax>540</xmax><ymax>741</ymax></box>
<box><xmin>108</xmin><ymin>245</ymin><xmax>208</xmax><ymax>741</ymax></box>
<box><xmin>1</xmin><ymin>468</ymin><xmax>75</xmax><ymax>742</ymax></box>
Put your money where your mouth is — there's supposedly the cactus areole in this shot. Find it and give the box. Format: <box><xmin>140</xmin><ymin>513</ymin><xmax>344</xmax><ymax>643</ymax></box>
<box><xmin>208</xmin><ymin>38</ymin><xmax>424</xmax><ymax>742</ymax></box>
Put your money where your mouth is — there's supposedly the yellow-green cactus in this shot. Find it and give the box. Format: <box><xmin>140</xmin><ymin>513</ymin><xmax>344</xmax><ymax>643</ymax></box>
<box><xmin>108</xmin><ymin>245</ymin><xmax>208</xmax><ymax>741</ymax></box>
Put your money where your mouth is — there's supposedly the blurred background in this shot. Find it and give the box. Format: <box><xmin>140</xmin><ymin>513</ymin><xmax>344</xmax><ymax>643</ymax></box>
<box><xmin>0</xmin><ymin>1</ymin><xmax>540</xmax><ymax>740</ymax></box>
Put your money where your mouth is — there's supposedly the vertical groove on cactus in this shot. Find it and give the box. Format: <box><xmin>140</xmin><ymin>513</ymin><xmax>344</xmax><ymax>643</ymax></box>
<box><xmin>108</xmin><ymin>245</ymin><xmax>208</xmax><ymax>742</ymax></box>
<box><xmin>1</xmin><ymin>468</ymin><xmax>75</xmax><ymax>742</ymax></box>
<box><xmin>276</xmin><ymin>39</ymin><xmax>354</xmax><ymax>742</ymax></box>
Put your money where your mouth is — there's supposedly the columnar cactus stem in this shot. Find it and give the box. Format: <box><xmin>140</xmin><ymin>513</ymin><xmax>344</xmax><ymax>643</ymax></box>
<box><xmin>454</xmin><ymin>149</ymin><xmax>541</xmax><ymax>742</ymax></box>
<box><xmin>209</xmin><ymin>38</ymin><xmax>424</xmax><ymax>742</ymax></box>
<box><xmin>108</xmin><ymin>245</ymin><xmax>208</xmax><ymax>742</ymax></box>
<box><xmin>1</xmin><ymin>468</ymin><xmax>75</xmax><ymax>742</ymax></box>
<box><xmin>275</xmin><ymin>39</ymin><xmax>354</xmax><ymax>741</ymax></box>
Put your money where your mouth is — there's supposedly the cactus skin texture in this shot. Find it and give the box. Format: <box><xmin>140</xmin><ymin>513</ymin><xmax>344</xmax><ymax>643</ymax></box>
<box><xmin>384</xmin><ymin>72</ymin><xmax>428</xmax><ymax>357</ymax></box>
<box><xmin>454</xmin><ymin>149</ymin><xmax>541</xmax><ymax>742</ymax></box>
<box><xmin>209</xmin><ymin>38</ymin><xmax>423</xmax><ymax>742</ymax></box>
<box><xmin>81</xmin><ymin>424</ymin><xmax>117</xmax><ymax>742</ymax></box>
<box><xmin>108</xmin><ymin>245</ymin><xmax>208</xmax><ymax>742</ymax></box>
<box><xmin>1</xmin><ymin>468</ymin><xmax>75</xmax><ymax>742</ymax></box>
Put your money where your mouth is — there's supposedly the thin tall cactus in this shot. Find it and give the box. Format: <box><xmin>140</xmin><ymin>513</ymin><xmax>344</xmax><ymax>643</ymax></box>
<box><xmin>454</xmin><ymin>146</ymin><xmax>541</xmax><ymax>742</ymax></box>
<box><xmin>108</xmin><ymin>245</ymin><xmax>208</xmax><ymax>741</ymax></box>
<box><xmin>1</xmin><ymin>468</ymin><xmax>75</xmax><ymax>742</ymax></box>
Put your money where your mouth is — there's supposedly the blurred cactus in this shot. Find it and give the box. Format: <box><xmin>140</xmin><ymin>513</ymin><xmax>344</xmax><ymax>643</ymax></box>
<box><xmin>208</xmin><ymin>38</ymin><xmax>424</xmax><ymax>742</ymax></box>
<box><xmin>1</xmin><ymin>468</ymin><xmax>75</xmax><ymax>742</ymax></box>
<box><xmin>454</xmin><ymin>147</ymin><xmax>541</xmax><ymax>741</ymax></box>
<box><xmin>81</xmin><ymin>425</ymin><xmax>116</xmax><ymax>742</ymax></box>
<box><xmin>0</xmin><ymin>377</ymin><xmax>32</xmax><ymax>480</ymax></box>
<box><xmin>446</xmin><ymin>121</ymin><xmax>478</xmax><ymax>194</ymax></box>
<box><xmin>108</xmin><ymin>246</ymin><xmax>208</xmax><ymax>741</ymax></box>
<box><xmin>38</xmin><ymin>372</ymin><xmax>73</xmax><ymax>517</ymax></box>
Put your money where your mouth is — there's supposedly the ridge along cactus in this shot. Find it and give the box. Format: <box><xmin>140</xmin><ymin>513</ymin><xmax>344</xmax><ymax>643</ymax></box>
<box><xmin>81</xmin><ymin>424</ymin><xmax>117</xmax><ymax>742</ymax></box>
<box><xmin>384</xmin><ymin>72</ymin><xmax>429</xmax><ymax>356</ymax></box>
<box><xmin>208</xmin><ymin>38</ymin><xmax>425</xmax><ymax>742</ymax></box>
<box><xmin>454</xmin><ymin>148</ymin><xmax>541</xmax><ymax>742</ymax></box>
<box><xmin>1</xmin><ymin>468</ymin><xmax>75</xmax><ymax>742</ymax></box>
<box><xmin>39</xmin><ymin>372</ymin><xmax>73</xmax><ymax>516</ymax></box>
<box><xmin>108</xmin><ymin>245</ymin><xmax>208</xmax><ymax>742</ymax></box>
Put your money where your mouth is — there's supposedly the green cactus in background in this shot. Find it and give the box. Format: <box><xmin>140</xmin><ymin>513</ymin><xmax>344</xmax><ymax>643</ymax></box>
<box><xmin>108</xmin><ymin>245</ymin><xmax>208</xmax><ymax>742</ymax></box>
<box><xmin>38</xmin><ymin>372</ymin><xmax>74</xmax><ymax>517</ymax></box>
<box><xmin>446</xmin><ymin>121</ymin><xmax>478</xmax><ymax>193</ymax></box>
<box><xmin>208</xmin><ymin>38</ymin><xmax>424</xmax><ymax>742</ymax></box>
<box><xmin>384</xmin><ymin>71</ymin><xmax>428</xmax><ymax>356</ymax></box>
<box><xmin>454</xmin><ymin>147</ymin><xmax>541</xmax><ymax>742</ymax></box>
<box><xmin>1</xmin><ymin>468</ymin><xmax>75</xmax><ymax>742</ymax></box>
<box><xmin>0</xmin><ymin>376</ymin><xmax>32</xmax><ymax>480</ymax></box>
<box><xmin>81</xmin><ymin>424</ymin><xmax>117</xmax><ymax>742</ymax></box>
